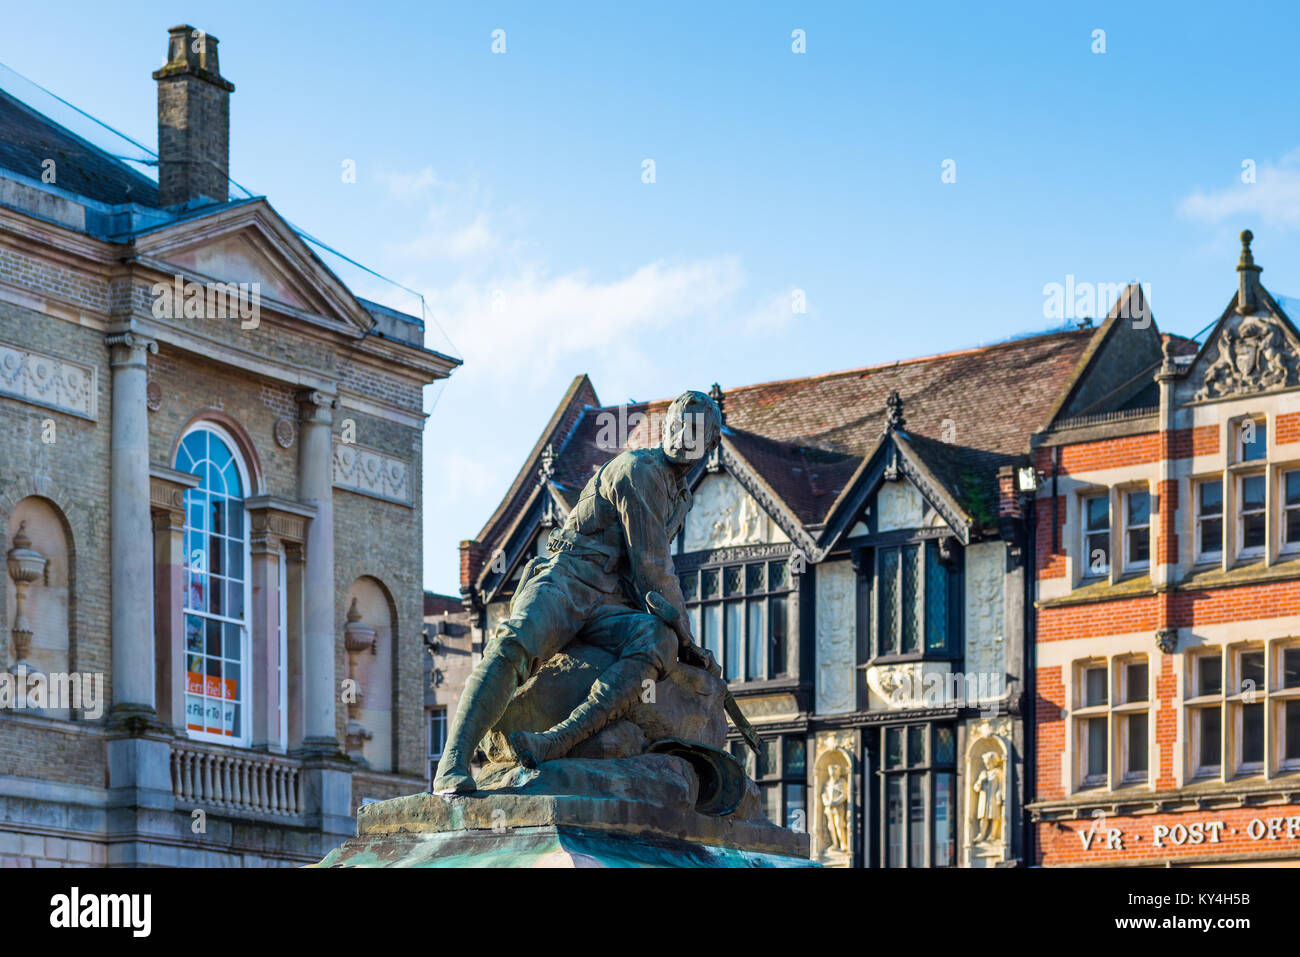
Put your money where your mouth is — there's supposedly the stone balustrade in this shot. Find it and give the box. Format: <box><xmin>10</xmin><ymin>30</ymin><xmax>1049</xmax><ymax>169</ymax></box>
<box><xmin>170</xmin><ymin>742</ymin><xmax>304</xmax><ymax>818</ymax></box>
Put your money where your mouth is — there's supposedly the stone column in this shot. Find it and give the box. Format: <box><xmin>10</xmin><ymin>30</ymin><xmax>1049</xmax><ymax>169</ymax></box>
<box><xmin>106</xmin><ymin>331</ymin><xmax>159</xmax><ymax>715</ymax></box>
<box><xmin>296</xmin><ymin>390</ymin><xmax>339</xmax><ymax>752</ymax></box>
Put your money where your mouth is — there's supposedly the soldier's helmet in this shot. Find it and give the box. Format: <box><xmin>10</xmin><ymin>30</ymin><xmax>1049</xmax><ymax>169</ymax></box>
<box><xmin>661</xmin><ymin>390</ymin><xmax>722</xmax><ymax>464</ymax></box>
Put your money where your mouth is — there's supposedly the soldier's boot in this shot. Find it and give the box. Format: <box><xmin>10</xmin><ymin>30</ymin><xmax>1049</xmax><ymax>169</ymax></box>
<box><xmin>431</xmin><ymin>656</ymin><xmax>520</xmax><ymax>794</ymax></box>
<box><xmin>508</xmin><ymin>657</ymin><xmax>652</xmax><ymax>769</ymax></box>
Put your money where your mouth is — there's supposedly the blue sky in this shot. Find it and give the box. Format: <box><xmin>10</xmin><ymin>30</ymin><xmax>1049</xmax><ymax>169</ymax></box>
<box><xmin>6</xmin><ymin>1</ymin><xmax>1300</xmax><ymax>591</ymax></box>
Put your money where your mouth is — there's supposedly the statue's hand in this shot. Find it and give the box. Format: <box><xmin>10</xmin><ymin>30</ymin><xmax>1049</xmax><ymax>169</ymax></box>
<box><xmin>679</xmin><ymin>643</ymin><xmax>722</xmax><ymax>678</ymax></box>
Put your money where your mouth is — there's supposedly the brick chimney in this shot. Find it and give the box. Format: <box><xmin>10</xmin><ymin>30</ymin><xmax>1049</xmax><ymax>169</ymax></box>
<box><xmin>152</xmin><ymin>25</ymin><xmax>235</xmax><ymax>207</ymax></box>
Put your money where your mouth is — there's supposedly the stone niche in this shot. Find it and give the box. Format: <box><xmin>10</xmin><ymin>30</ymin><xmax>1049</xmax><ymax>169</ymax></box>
<box><xmin>345</xmin><ymin>576</ymin><xmax>395</xmax><ymax>772</ymax></box>
<box><xmin>964</xmin><ymin>719</ymin><xmax>1011</xmax><ymax>867</ymax></box>
<box><xmin>811</xmin><ymin>733</ymin><xmax>855</xmax><ymax>867</ymax></box>
<box><xmin>5</xmin><ymin>498</ymin><xmax>72</xmax><ymax>718</ymax></box>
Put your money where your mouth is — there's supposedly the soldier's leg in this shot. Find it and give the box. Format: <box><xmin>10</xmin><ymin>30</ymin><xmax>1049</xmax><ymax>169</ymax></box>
<box><xmin>509</xmin><ymin>606</ymin><xmax>678</xmax><ymax>768</ymax></box>
<box><xmin>432</xmin><ymin>574</ymin><xmax>584</xmax><ymax>794</ymax></box>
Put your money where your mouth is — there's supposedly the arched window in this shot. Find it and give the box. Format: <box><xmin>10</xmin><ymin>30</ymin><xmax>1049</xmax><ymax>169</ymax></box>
<box><xmin>175</xmin><ymin>424</ymin><xmax>251</xmax><ymax>745</ymax></box>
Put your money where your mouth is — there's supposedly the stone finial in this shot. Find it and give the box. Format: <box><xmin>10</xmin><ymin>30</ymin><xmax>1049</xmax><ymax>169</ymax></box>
<box><xmin>11</xmin><ymin>520</ymin><xmax>30</xmax><ymax>551</ymax></box>
<box><xmin>709</xmin><ymin>382</ymin><xmax>726</xmax><ymax>426</ymax></box>
<box><xmin>346</xmin><ymin>596</ymin><xmax>362</xmax><ymax>624</ymax></box>
<box><xmin>1237</xmin><ymin>229</ymin><xmax>1262</xmax><ymax>315</ymax></box>
<box><xmin>885</xmin><ymin>390</ymin><xmax>905</xmax><ymax>432</ymax></box>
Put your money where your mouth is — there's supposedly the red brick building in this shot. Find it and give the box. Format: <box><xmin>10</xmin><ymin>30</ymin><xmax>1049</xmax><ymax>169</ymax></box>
<box><xmin>1030</xmin><ymin>233</ymin><xmax>1300</xmax><ymax>866</ymax></box>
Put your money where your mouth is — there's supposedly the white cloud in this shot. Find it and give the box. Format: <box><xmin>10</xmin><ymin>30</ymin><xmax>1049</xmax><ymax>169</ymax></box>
<box><xmin>739</xmin><ymin>288</ymin><xmax>807</xmax><ymax>335</ymax></box>
<box><xmin>427</xmin><ymin>256</ymin><xmax>745</xmax><ymax>385</ymax></box>
<box><xmin>380</xmin><ymin>165</ymin><xmax>456</xmax><ymax>199</ymax></box>
<box><xmin>1180</xmin><ymin>149</ymin><xmax>1300</xmax><ymax>229</ymax></box>
<box><xmin>388</xmin><ymin>212</ymin><xmax>500</xmax><ymax>262</ymax></box>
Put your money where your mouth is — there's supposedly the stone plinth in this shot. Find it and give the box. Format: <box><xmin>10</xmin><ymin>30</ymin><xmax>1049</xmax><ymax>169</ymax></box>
<box><xmin>316</xmin><ymin>753</ymin><xmax>813</xmax><ymax>868</ymax></box>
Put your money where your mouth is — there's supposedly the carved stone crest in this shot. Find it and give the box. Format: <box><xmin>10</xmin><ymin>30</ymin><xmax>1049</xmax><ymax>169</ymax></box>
<box><xmin>1194</xmin><ymin>316</ymin><xmax>1297</xmax><ymax>401</ymax></box>
<box><xmin>274</xmin><ymin>418</ymin><xmax>295</xmax><ymax>449</ymax></box>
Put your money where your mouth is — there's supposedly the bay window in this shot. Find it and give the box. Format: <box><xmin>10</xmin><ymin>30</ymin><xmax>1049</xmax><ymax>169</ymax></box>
<box><xmin>681</xmin><ymin>558</ymin><xmax>791</xmax><ymax>682</ymax></box>
<box><xmin>875</xmin><ymin>540</ymin><xmax>955</xmax><ymax>657</ymax></box>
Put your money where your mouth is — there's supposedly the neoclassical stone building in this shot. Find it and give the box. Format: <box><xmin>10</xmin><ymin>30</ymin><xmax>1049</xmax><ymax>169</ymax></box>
<box><xmin>458</xmin><ymin>323</ymin><xmax>1132</xmax><ymax>866</ymax></box>
<box><xmin>0</xmin><ymin>26</ymin><xmax>457</xmax><ymax>865</ymax></box>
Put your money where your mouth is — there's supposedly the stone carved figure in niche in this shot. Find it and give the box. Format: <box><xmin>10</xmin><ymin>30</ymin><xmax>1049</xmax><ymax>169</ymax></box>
<box><xmin>822</xmin><ymin>763</ymin><xmax>848</xmax><ymax>852</ymax></box>
<box><xmin>972</xmin><ymin>750</ymin><xmax>1004</xmax><ymax>844</ymax></box>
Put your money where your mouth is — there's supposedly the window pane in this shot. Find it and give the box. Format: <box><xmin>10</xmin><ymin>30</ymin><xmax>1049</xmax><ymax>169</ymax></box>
<box><xmin>934</xmin><ymin>725</ymin><xmax>956</xmax><ymax>765</ymax></box>
<box><xmin>784</xmin><ymin>784</ymin><xmax>806</xmax><ymax>832</ymax></box>
<box><xmin>702</xmin><ymin>604</ymin><xmax>722</xmax><ymax>664</ymax></box>
<box><xmin>1242</xmin><ymin>703</ymin><xmax>1264</xmax><ymax>765</ymax></box>
<box><xmin>679</xmin><ymin>571</ymin><xmax>698</xmax><ymax>601</ymax></box>
<box><xmin>1287</xmin><ymin>700</ymin><xmax>1300</xmax><ymax>762</ymax></box>
<box><xmin>768</xmin><ymin>595</ymin><xmax>788</xmax><ymax>677</ymax></box>
<box><xmin>724</xmin><ymin>602</ymin><xmax>742</xmax><ymax>681</ymax></box>
<box><xmin>1087</xmin><ymin>716</ymin><xmax>1107</xmax><ymax>778</ymax></box>
<box><xmin>702</xmin><ymin>569</ymin><xmax>719</xmax><ymax>599</ymax></box>
<box><xmin>879</xmin><ymin>549</ymin><xmax>899</xmax><ymax>655</ymax></box>
<box><xmin>1243</xmin><ymin>512</ymin><xmax>1266</xmax><ymax>550</ymax></box>
<box><xmin>1284</xmin><ymin>648</ymin><xmax>1300</xmax><ymax>689</ymax></box>
<box><xmin>1288</xmin><ymin>472</ymin><xmax>1300</xmax><ymax>507</ymax></box>
<box><xmin>886</xmin><ymin>727</ymin><xmax>903</xmax><ymax>768</ymax></box>
<box><xmin>746</xmin><ymin>563</ymin><xmax>765</xmax><ymax>594</ymax></box>
<box><xmin>1086</xmin><ymin>531</ymin><xmax>1110</xmax><ymax>575</ymax></box>
<box><xmin>908</xmin><ymin>775</ymin><xmax>925</xmax><ymax>867</ymax></box>
<box><xmin>1201</xmin><ymin>517</ymin><xmax>1223</xmax><ymax>555</ymax></box>
<box><xmin>724</xmin><ymin>566</ymin><xmax>743</xmax><ymax>597</ymax></box>
<box><xmin>1127</xmin><ymin>713</ymin><xmax>1148</xmax><ymax>774</ymax></box>
<box><xmin>1199</xmin><ymin>481</ymin><xmax>1223</xmax><ymax>515</ymax></box>
<box><xmin>1127</xmin><ymin>491</ymin><xmax>1150</xmax><ymax>527</ymax></box>
<box><xmin>1240</xmin><ymin>651</ymin><xmax>1265</xmax><ymax>694</ymax></box>
<box><xmin>687</xmin><ymin>606</ymin><xmax>700</xmax><ymax>647</ymax></box>
<box><xmin>934</xmin><ymin>772</ymin><xmax>955</xmax><ymax>867</ymax></box>
<box><xmin>925</xmin><ymin>542</ymin><xmax>948</xmax><ymax>651</ymax></box>
<box><xmin>768</xmin><ymin>560</ymin><xmax>789</xmax><ymax>591</ymax></box>
<box><xmin>746</xmin><ymin>600</ymin><xmax>764</xmax><ymax>680</ymax></box>
<box><xmin>1200</xmin><ymin>708</ymin><xmax>1221</xmax><ymax>769</ymax></box>
<box><xmin>783</xmin><ymin>738</ymin><xmax>806</xmax><ymax>777</ymax></box>
<box><xmin>886</xmin><ymin>776</ymin><xmax>904</xmax><ymax>867</ymax></box>
<box><xmin>759</xmin><ymin>738</ymin><xmax>778</xmax><ymax>779</ymax></box>
<box><xmin>1241</xmin><ymin>420</ymin><xmax>1266</xmax><ymax>461</ymax></box>
<box><xmin>1126</xmin><ymin>662</ymin><xmax>1148</xmax><ymax>703</ymax></box>
<box><xmin>1085</xmin><ymin>666</ymin><xmax>1108</xmax><ymax>707</ymax></box>
<box><xmin>1242</xmin><ymin>474</ymin><xmax>1266</xmax><ymax>511</ymax></box>
<box><xmin>901</xmin><ymin>545</ymin><xmax>920</xmax><ymax>654</ymax></box>
<box><xmin>1128</xmin><ymin>527</ymin><xmax>1150</xmax><ymax>566</ymax></box>
<box><xmin>1086</xmin><ymin>496</ymin><xmax>1109</xmax><ymax>531</ymax></box>
<box><xmin>1199</xmin><ymin>656</ymin><xmax>1222</xmax><ymax>696</ymax></box>
<box><xmin>907</xmin><ymin>725</ymin><xmax>925</xmax><ymax>766</ymax></box>
<box><xmin>762</xmin><ymin>784</ymin><xmax>781</xmax><ymax>826</ymax></box>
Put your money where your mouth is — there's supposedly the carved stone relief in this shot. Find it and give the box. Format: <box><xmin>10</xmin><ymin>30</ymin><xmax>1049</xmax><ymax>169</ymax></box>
<box><xmin>964</xmin><ymin>541</ymin><xmax>1005</xmax><ymax>707</ymax></box>
<box><xmin>682</xmin><ymin>472</ymin><xmax>787</xmax><ymax>551</ymax></box>
<box><xmin>814</xmin><ymin>560</ymin><xmax>856</xmax><ymax>715</ymax></box>
<box><xmin>1193</xmin><ymin>314</ymin><xmax>1299</xmax><ymax>401</ymax></box>
<box><xmin>332</xmin><ymin>442</ymin><xmax>412</xmax><ymax>505</ymax></box>
<box><xmin>0</xmin><ymin>342</ymin><xmax>97</xmax><ymax>419</ymax></box>
<box><xmin>876</xmin><ymin>481</ymin><xmax>924</xmax><ymax>532</ymax></box>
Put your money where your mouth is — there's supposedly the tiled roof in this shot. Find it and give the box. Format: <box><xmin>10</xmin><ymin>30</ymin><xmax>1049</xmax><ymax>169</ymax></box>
<box><xmin>0</xmin><ymin>88</ymin><xmax>160</xmax><ymax>207</ymax></box>
<box><xmin>476</xmin><ymin>329</ymin><xmax>1096</xmax><ymax>559</ymax></box>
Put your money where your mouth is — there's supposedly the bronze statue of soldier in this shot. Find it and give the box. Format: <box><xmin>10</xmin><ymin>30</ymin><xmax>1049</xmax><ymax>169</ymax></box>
<box><xmin>431</xmin><ymin>390</ymin><xmax>723</xmax><ymax>794</ymax></box>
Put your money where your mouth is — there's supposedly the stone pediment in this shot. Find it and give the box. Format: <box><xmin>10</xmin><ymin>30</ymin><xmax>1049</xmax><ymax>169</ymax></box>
<box><xmin>132</xmin><ymin>200</ymin><xmax>376</xmax><ymax>333</ymax></box>
<box><xmin>1186</xmin><ymin>309</ymin><xmax>1300</xmax><ymax>403</ymax></box>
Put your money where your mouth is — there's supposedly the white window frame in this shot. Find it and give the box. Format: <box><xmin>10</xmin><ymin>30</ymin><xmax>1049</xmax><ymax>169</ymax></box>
<box><xmin>1281</xmin><ymin>468</ymin><xmax>1300</xmax><ymax>555</ymax></box>
<box><xmin>1081</xmin><ymin>493</ymin><xmax>1110</xmax><ymax>579</ymax></box>
<box><xmin>1228</xmin><ymin>645</ymin><xmax>1267</xmax><ymax>777</ymax></box>
<box><xmin>1073</xmin><ymin>661</ymin><xmax>1110</xmax><ymax>789</ymax></box>
<box><xmin>1116</xmin><ymin>656</ymin><xmax>1151</xmax><ymax>785</ymax></box>
<box><xmin>1122</xmin><ymin>488</ymin><xmax>1151</xmax><ymax>572</ymax></box>
<box><xmin>1194</xmin><ymin>476</ymin><xmax>1224</xmax><ymax>563</ymax></box>
<box><xmin>1236</xmin><ymin>472</ymin><xmax>1267</xmax><ymax>560</ymax></box>
<box><xmin>176</xmin><ymin>421</ymin><xmax>254</xmax><ymax>748</ymax></box>
<box><xmin>1275</xmin><ymin>642</ymin><xmax>1300</xmax><ymax>772</ymax></box>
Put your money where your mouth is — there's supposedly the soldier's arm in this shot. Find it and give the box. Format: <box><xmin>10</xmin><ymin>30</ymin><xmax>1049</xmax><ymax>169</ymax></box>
<box><xmin>606</xmin><ymin>459</ymin><xmax>693</xmax><ymax>641</ymax></box>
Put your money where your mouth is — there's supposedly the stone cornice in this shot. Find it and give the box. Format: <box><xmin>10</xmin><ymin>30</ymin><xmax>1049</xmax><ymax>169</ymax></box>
<box><xmin>244</xmin><ymin>495</ymin><xmax>317</xmax><ymax>548</ymax></box>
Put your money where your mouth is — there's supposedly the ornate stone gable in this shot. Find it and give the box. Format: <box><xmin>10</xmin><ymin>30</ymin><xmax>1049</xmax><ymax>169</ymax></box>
<box><xmin>1191</xmin><ymin>312</ymin><xmax>1300</xmax><ymax>402</ymax></box>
